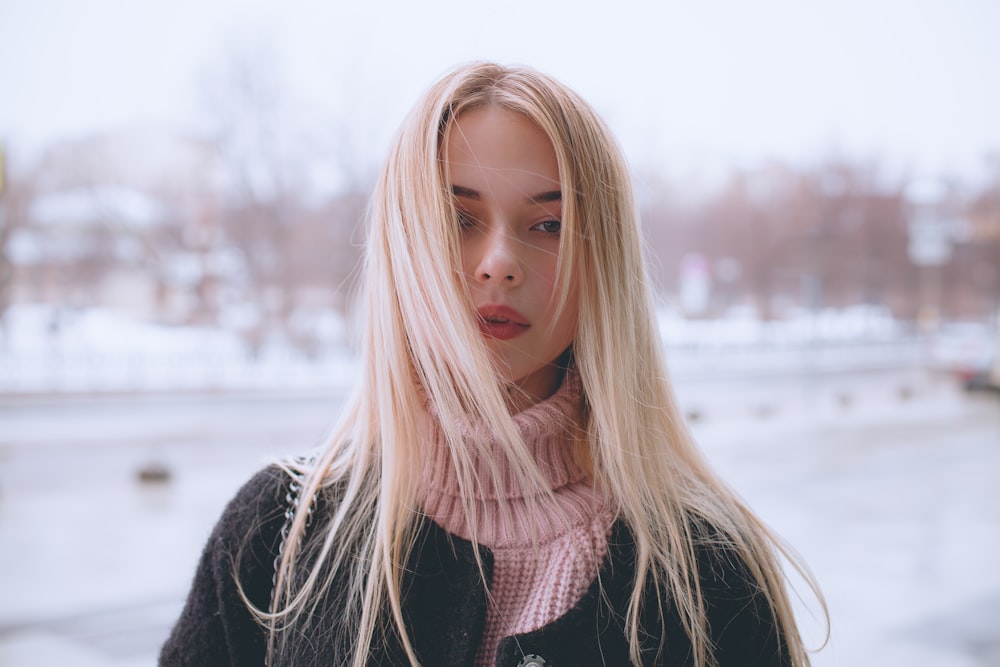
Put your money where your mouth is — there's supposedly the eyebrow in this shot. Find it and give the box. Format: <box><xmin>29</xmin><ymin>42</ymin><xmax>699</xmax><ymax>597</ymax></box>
<box><xmin>451</xmin><ymin>185</ymin><xmax>562</xmax><ymax>204</ymax></box>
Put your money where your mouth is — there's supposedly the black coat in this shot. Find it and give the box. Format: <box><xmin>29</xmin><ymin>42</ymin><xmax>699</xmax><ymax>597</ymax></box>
<box><xmin>160</xmin><ymin>467</ymin><xmax>790</xmax><ymax>666</ymax></box>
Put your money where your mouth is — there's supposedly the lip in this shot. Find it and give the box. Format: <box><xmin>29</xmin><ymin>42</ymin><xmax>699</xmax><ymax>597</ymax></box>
<box><xmin>476</xmin><ymin>304</ymin><xmax>530</xmax><ymax>341</ymax></box>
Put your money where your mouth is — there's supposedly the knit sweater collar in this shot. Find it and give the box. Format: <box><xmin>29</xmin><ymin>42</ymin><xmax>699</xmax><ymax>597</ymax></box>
<box><xmin>419</xmin><ymin>370</ymin><xmax>586</xmax><ymax>503</ymax></box>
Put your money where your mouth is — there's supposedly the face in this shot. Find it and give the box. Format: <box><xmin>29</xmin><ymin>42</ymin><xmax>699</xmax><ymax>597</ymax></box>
<box><xmin>444</xmin><ymin>106</ymin><xmax>578</xmax><ymax>410</ymax></box>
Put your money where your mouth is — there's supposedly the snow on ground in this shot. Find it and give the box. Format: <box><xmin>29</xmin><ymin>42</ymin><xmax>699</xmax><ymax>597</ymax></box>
<box><xmin>0</xmin><ymin>303</ymin><xmax>998</xmax><ymax>666</ymax></box>
<box><xmin>1</xmin><ymin>368</ymin><xmax>997</xmax><ymax>667</ymax></box>
<box><xmin>0</xmin><ymin>304</ymin><xmax>360</xmax><ymax>393</ymax></box>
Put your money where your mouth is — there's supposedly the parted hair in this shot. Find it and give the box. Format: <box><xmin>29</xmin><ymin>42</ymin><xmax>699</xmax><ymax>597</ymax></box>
<box><xmin>247</xmin><ymin>62</ymin><xmax>825</xmax><ymax>667</ymax></box>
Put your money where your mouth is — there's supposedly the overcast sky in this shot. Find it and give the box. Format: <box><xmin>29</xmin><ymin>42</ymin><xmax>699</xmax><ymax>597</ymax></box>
<box><xmin>3</xmin><ymin>0</ymin><xmax>999</xmax><ymax>185</ymax></box>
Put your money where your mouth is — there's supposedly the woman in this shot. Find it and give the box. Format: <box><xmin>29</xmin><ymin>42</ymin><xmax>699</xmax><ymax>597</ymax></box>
<box><xmin>161</xmin><ymin>62</ymin><xmax>825</xmax><ymax>667</ymax></box>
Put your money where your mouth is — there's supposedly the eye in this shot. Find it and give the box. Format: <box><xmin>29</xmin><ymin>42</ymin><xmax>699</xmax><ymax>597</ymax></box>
<box><xmin>532</xmin><ymin>219</ymin><xmax>562</xmax><ymax>235</ymax></box>
<box><xmin>456</xmin><ymin>210</ymin><xmax>478</xmax><ymax>229</ymax></box>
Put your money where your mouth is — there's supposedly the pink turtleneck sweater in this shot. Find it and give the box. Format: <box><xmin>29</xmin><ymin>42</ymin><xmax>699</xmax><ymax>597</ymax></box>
<box><xmin>419</xmin><ymin>374</ymin><xmax>615</xmax><ymax>666</ymax></box>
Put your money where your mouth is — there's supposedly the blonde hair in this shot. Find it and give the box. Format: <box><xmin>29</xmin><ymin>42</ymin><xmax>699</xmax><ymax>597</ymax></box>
<box><xmin>252</xmin><ymin>62</ymin><xmax>826</xmax><ymax>666</ymax></box>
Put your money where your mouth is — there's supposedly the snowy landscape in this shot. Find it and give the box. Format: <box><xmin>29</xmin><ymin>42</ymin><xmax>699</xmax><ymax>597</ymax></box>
<box><xmin>4</xmin><ymin>1</ymin><xmax>999</xmax><ymax>664</ymax></box>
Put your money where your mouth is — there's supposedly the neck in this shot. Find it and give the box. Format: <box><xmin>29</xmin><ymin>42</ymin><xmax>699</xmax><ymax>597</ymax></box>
<box><xmin>503</xmin><ymin>350</ymin><xmax>573</xmax><ymax>412</ymax></box>
<box><xmin>503</xmin><ymin>366</ymin><xmax>565</xmax><ymax>412</ymax></box>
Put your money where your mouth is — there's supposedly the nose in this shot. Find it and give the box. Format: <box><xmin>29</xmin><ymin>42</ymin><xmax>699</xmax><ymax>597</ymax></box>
<box><xmin>474</xmin><ymin>227</ymin><xmax>523</xmax><ymax>286</ymax></box>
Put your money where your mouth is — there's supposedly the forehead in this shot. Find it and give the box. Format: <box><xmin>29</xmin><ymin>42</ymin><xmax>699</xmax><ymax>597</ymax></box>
<box><xmin>444</xmin><ymin>106</ymin><xmax>560</xmax><ymax>191</ymax></box>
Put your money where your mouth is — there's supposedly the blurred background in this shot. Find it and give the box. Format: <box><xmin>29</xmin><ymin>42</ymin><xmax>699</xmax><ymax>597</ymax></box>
<box><xmin>1</xmin><ymin>0</ymin><xmax>999</xmax><ymax>665</ymax></box>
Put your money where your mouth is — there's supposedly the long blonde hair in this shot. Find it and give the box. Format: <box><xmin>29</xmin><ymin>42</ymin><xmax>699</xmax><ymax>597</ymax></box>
<box><xmin>254</xmin><ymin>62</ymin><xmax>825</xmax><ymax>666</ymax></box>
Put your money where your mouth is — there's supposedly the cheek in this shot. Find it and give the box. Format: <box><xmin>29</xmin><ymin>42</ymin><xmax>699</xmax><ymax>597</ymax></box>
<box><xmin>530</xmin><ymin>248</ymin><xmax>562</xmax><ymax>290</ymax></box>
<box><xmin>539</xmin><ymin>250</ymin><xmax>574</xmax><ymax>303</ymax></box>
<box><xmin>459</xmin><ymin>238</ymin><xmax>480</xmax><ymax>278</ymax></box>
<box><xmin>556</xmin><ymin>302</ymin><xmax>579</xmax><ymax>345</ymax></box>
<box><xmin>545</xmin><ymin>276</ymin><xmax>579</xmax><ymax>343</ymax></box>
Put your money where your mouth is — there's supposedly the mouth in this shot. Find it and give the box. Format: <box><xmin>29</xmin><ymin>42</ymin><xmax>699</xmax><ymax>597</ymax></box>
<box><xmin>476</xmin><ymin>305</ymin><xmax>529</xmax><ymax>340</ymax></box>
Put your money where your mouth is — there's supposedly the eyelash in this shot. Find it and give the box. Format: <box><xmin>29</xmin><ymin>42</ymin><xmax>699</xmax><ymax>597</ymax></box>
<box><xmin>456</xmin><ymin>211</ymin><xmax>562</xmax><ymax>236</ymax></box>
<box><xmin>456</xmin><ymin>211</ymin><xmax>477</xmax><ymax>228</ymax></box>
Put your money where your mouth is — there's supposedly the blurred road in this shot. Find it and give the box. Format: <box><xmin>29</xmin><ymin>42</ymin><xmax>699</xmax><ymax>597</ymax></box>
<box><xmin>0</xmin><ymin>368</ymin><xmax>997</xmax><ymax>666</ymax></box>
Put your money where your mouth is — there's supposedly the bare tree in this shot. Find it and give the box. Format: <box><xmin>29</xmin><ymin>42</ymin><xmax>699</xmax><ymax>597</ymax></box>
<box><xmin>0</xmin><ymin>145</ymin><xmax>35</xmax><ymax>331</ymax></box>
<box><xmin>198</xmin><ymin>41</ymin><xmax>369</xmax><ymax>354</ymax></box>
<box><xmin>640</xmin><ymin>159</ymin><xmax>928</xmax><ymax>320</ymax></box>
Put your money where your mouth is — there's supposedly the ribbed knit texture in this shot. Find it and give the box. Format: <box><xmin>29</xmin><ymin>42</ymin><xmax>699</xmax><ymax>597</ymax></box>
<box><xmin>419</xmin><ymin>373</ymin><xmax>614</xmax><ymax>666</ymax></box>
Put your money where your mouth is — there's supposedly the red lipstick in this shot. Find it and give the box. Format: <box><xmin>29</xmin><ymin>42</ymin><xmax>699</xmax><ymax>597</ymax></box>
<box><xmin>476</xmin><ymin>305</ymin><xmax>530</xmax><ymax>340</ymax></box>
